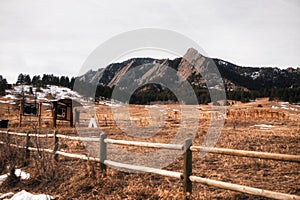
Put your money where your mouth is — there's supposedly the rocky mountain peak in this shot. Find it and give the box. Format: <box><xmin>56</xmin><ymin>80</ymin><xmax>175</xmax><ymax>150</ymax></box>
<box><xmin>78</xmin><ymin>48</ymin><xmax>299</xmax><ymax>93</ymax></box>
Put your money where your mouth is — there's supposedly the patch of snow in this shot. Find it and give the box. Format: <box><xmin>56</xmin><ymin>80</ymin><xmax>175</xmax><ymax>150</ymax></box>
<box><xmin>253</xmin><ymin>124</ymin><xmax>275</xmax><ymax>129</ymax></box>
<box><xmin>3</xmin><ymin>94</ymin><xmax>17</xmax><ymax>100</ymax></box>
<box><xmin>277</xmin><ymin>102</ymin><xmax>299</xmax><ymax>110</ymax></box>
<box><xmin>250</xmin><ymin>71</ymin><xmax>260</xmax><ymax>80</ymax></box>
<box><xmin>282</xmin><ymin>107</ymin><xmax>296</xmax><ymax>111</ymax></box>
<box><xmin>218</xmin><ymin>60</ymin><xmax>228</xmax><ymax>66</ymax></box>
<box><xmin>0</xmin><ymin>174</ymin><xmax>7</xmax><ymax>185</ymax></box>
<box><xmin>0</xmin><ymin>169</ymin><xmax>30</xmax><ymax>186</ymax></box>
<box><xmin>0</xmin><ymin>192</ymin><xmax>14</xmax><ymax>199</ymax></box>
<box><xmin>98</xmin><ymin>100</ymin><xmax>122</xmax><ymax>107</ymax></box>
<box><xmin>279</xmin><ymin>102</ymin><xmax>289</xmax><ymax>105</ymax></box>
<box><xmin>0</xmin><ymin>100</ymin><xmax>14</xmax><ymax>104</ymax></box>
<box><xmin>15</xmin><ymin>169</ymin><xmax>30</xmax><ymax>180</ymax></box>
<box><xmin>41</xmin><ymin>103</ymin><xmax>51</xmax><ymax>106</ymax></box>
<box><xmin>9</xmin><ymin>190</ymin><xmax>54</xmax><ymax>200</ymax></box>
<box><xmin>5</xmin><ymin>85</ymin><xmax>81</xmax><ymax>102</ymax></box>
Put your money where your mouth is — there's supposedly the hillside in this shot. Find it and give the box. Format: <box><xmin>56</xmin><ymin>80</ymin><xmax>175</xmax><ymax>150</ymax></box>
<box><xmin>77</xmin><ymin>48</ymin><xmax>300</xmax><ymax>104</ymax></box>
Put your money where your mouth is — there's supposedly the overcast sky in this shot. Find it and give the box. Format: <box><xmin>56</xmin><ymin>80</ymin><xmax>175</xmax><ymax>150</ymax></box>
<box><xmin>0</xmin><ymin>0</ymin><xmax>299</xmax><ymax>83</ymax></box>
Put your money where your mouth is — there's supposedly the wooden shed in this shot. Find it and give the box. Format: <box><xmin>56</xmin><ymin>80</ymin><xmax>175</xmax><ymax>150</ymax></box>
<box><xmin>51</xmin><ymin>98</ymin><xmax>82</xmax><ymax>127</ymax></box>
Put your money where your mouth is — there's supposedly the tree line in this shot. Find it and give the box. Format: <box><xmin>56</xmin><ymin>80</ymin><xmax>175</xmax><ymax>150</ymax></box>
<box><xmin>0</xmin><ymin>74</ymin><xmax>75</xmax><ymax>97</ymax></box>
<box><xmin>16</xmin><ymin>73</ymin><xmax>75</xmax><ymax>89</ymax></box>
<box><xmin>0</xmin><ymin>73</ymin><xmax>299</xmax><ymax>104</ymax></box>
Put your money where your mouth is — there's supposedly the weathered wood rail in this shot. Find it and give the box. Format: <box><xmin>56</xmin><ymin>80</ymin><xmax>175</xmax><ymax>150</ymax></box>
<box><xmin>0</xmin><ymin>130</ymin><xmax>299</xmax><ymax>200</ymax></box>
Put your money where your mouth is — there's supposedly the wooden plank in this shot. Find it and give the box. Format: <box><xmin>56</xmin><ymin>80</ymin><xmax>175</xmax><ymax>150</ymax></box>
<box><xmin>52</xmin><ymin>101</ymin><xmax>57</xmax><ymax>128</ymax></box>
<box><xmin>189</xmin><ymin>176</ymin><xmax>300</xmax><ymax>200</ymax></box>
<box><xmin>55</xmin><ymin>151</ymin><xmax>100</xmax><ymax>162</ymax></box>
<box><xmin>56</xmin><ymin>134</ymin><xmax>100</xmax><ymax>142</ymax></box>
<box><xmin>19</xmin><ymin>101</ymin><xmax>23</xmax><ymax>127</ymax></box>
<box><xmin>190</xmin><ymin>146</ymin><xmax>300</xmax><ymax>162</ymax></box>
<box><xmin>38</xmin><ymin>102</ymin><xmax>42</xmax><ymax>127</ymax></box>
<box><xmin>104</xmin><ymin>138</ymin><xmax>184</xmax><ymax>150</ymax></box>
<box><xmin>0</xmin><ymin>130</ymin><xmax>54</xmax><ymax>138</ymax></box>
<box><xmin>104</xmin><ymin>160</ymin><xmax>182</xmax><ymax>179</ymax></box>
<box><xmin>100</xmin><ymin>134</ymin><xmax>107</xmax><ymax>172</ymax></box>
<box><xmin>53</xmin><ymin>130</ymin><xmax>59</xmax><ymax>161</ymax></box>
<box><xmin>24</xmin><ymin>131</ymin><xmax>31</xmax><ymax>166</ymax></box>
<box><xmin>0</xmin><ymin>141</ymin><xmax>100</xmax><ymax>162</ymax></box>
<box><xmin>183</xmin><ymin>138</ymin><xmax>193</xmax><ymax>198</ymax></box>
<box><xmin>1</xmin><ymin>130</ymin><xmax>97</xmax><ymax>141</ymax></box>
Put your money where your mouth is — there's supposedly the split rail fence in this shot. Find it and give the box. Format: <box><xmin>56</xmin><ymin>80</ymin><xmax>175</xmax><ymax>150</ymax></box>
<box><xmin>0</xmin><ymin>130</ymin><xmax>299</xmax><ymax>200</ymax></box>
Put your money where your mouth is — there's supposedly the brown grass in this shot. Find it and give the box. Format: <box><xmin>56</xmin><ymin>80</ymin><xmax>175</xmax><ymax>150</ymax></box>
<box><xmin>0</xmin><ymin>98</ymin><xmax>299</xmax><ymax>199</ymax></box>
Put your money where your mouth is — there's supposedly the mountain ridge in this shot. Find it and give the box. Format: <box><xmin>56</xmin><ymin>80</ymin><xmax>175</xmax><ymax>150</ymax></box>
<box><xmin>79</xmin><ymin>48</ymin><xmax>300</xmax><ymax>91</ymax></box>
<box><xmin>76</xmin><ymin>48</ymin><xmax>300</xmax><ymax>104</ymax></box>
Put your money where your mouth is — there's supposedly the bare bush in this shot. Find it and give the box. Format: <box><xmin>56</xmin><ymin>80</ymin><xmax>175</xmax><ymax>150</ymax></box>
<box><xmin>30</xmin><ymin>129</ymin><xmax>57</xmax><ymax>181</ymax></box>
<box><xmin>0</xmin><ymin>131</ymin><xmax>25</xmax><ymax>187</ymax></box>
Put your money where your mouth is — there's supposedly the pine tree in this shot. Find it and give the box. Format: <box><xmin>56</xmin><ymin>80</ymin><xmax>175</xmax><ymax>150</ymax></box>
<box><xmin>17</xmin><ymin>73</ymin><xmax>24</xmax><ymax>84</ymax></box>
<box><xmin>32</xmin><ymin>75</ymin><xmax>41</xmax><ymax>87</ymax></box>
<box><xmin>0</xmin><ymin>75</ymin><xmax>8</xmax><ymax>96</ymax></box>
<box><xmin>24</xmin><ymin>74</ymin><xmax>31</xmax><ymax>85</ymax></box>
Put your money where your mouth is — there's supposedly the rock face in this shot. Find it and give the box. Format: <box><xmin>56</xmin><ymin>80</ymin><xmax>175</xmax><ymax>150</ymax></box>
<box><xmin>79</xmin><ymin>48</ymin><xmax>300</xmax><ymax>91</ymax></box>
<box><xmin>107</xmin><ymin>60</ymin><xmax>135</xmax><ymax>87</ymax></box>
<box><xmin>177</xmin><ymin>48</ymin><xmax>207</xmax><ymax>80</ymax></box>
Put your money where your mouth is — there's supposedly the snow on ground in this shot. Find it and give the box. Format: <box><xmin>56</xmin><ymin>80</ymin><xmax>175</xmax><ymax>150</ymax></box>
<box><xmin>97</xmin><ymin>100</ymin><xmax>122</xmax><ymax>107</ymax></box>
<box><xmin>4</xmin><ymin>85</ymin><xmax>81</xmax><ymax>101</ymax></box>
<box><xmin>8</xmin><ymin>190</ymin><xmax>54</xmax><ymax>200</ymax></box>
<box><xmin>272</xmin><ymin>102</ymin><xmax>299</xmax><ymax>111</ymax></box>
<box><xmin>2</xmin><ymin>95</ymin><xmax>17</xmax><ymax>100</ymax></box>
<box><xmin>0</xmin><ymin>169</ymin><xmax>30</xmax><ymax>186</ymax></box>
<box><xmin>0</xmin><ymin>100</ymin><xmax>15</xmax><ymax>104</ymax></box>
<box><xmin>39</xmin><ymin>85</ymin><xmax>81</xmax><ymax>100</ymax></box>
<box><xmin>253</xmin><ymin>124</ymin><xmax>275</xmax><ymax>130</ymax></box>
<box><xmin>0</xmin><ymin>192</ymin><xmax>14</xmax><ymax>199</ymax></box>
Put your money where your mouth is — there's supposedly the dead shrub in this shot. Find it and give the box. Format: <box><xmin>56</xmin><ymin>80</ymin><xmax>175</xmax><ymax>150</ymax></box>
<box><xmin>30</xmin><ymin>131</ymin><xmax>57</xmax><ymax>181</ymax></box>
<box><xmin>0</xmin><ymin>132</ymin><xmax>25</xmax><ymax>188</ymax></box>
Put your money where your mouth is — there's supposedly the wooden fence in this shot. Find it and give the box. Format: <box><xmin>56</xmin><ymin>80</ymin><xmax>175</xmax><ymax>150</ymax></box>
<box><xmin>0</xmin><ymin>130</ymin><xmax>299</xmax><ymax>200</ymax></box>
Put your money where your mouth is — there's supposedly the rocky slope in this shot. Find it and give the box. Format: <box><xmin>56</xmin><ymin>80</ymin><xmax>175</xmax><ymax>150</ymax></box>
<box><xmin>79</xmin><ymin>48</ymin><xmax>300</xmax><ymax>92</ymax></box>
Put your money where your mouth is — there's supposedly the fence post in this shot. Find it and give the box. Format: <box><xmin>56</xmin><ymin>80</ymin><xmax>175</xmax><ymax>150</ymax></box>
<box><xmin>38</xmin><ymin>102</ymin><xmax>42</xmax><ymax>127</ymax></box>
<box><xmin>183</xmin><ymin>138</ymin><xmax>193</xmax><ymax>199</ymax></box>
<box><xmin>6</xmin><ymin>129</ymin><xmax>10</xmax><ymax>144</ymax></box>
<box><xmin>100</xmin><ymin>133</ymin><xmax>107</xmax><ymax>172</ymax></box>
<box><xmin>104</xmin><ymin>117</ymin><xmax>108</xmax><ymax>126</ymax></box>
<box><xmin>52</xmin><ymin>102</ymin><xmax>57</xmax><ymax>128</ymax></box>
<box><xmin>19</xmin><ymin>102</ymin><xmax>23</xmax><ymax>127</ymax></box>
<box><xmin>24</xmin><ymin>131</ymin><xmax>31</xmax><ymax>166</ymax></box>
<box><xmin>53</xmin><ymin>130</ymin><xmax>59</xmax><ymax>161</ymax></box>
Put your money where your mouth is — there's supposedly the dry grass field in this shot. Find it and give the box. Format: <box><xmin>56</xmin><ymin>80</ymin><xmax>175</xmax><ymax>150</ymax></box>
<box><xmin>0</xmin><ymin>98</ymin><xmax>299</xmax><ymax>199</ymax></box>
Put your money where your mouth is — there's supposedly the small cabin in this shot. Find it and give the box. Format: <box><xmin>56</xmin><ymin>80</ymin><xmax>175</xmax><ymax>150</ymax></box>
<box><xmin>51</xmin><ymin>98</ymin><xmax>82</xmax><ymax>127</ymax></box>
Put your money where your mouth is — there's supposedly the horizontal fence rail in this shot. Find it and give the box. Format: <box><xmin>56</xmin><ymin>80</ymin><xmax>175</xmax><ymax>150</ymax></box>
<box><xmin>0</xmin><ymin>130</ymin><xmax>99</xmax><ymax>142</ymax></box>
<box><xmin>189</xmin><ymin>176</ymin><xmax>300</xmax><ymax>200</ymax></box>
<box><xmin>104</xmin><ymin>160</ymin><xmax>182</xmax><ymax>179</ymax></box>
<box><xmin>2</xmin><ymin>130</ymin><xmax>299</xmax><ymax>162</ymax></box>
<box><xmin>0</xmin><ymin>130</ymin><xmax>300</xmax><ymax>199</ymax></box>
<box><xmin>190</xmin><ymin>146</ymin><xmax>300</xmax><ymax>163</ymax></box>
<box><xmin>0</xmin><ymin>141</ymin><xmax>100</xmax><ymax>162</ymax></box>
<box><xmin>0</xmin><ymin>130</ymin><xmax>54</xmax><ymax>138</ymax></box>
<box><xmin>56</xmin><ymin>134</ymin><xmax>100</xmax><ymax>142</ymax></box>
<box><xmin>104</xmin><ymin>138</ymin><xmax>184</xmax><ymax>150</ymax></box>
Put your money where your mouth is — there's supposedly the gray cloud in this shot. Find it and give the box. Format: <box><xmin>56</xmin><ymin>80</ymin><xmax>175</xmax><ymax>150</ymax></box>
<box><xmin>0</xmin><ymin>0</ymin><xmax>299</xmax><ymax>83</ymax></box>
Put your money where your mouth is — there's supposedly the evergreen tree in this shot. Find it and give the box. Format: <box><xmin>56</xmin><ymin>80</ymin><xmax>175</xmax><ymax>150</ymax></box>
<box><xmin>70</xmin><ymin>77</ymin><xmax>75</xmax><ymax>89</ymax></box>
<box><xmin>16</xmin><ymin>73</ymin><xmax>24</xmax><ymax>84</ymax></box>
<box><xmin>24</xmin><ymin>74</ymin><xmax>31</xmax><ymax>85</ymax></box>
<box><xmin>32</xmin><ymin>75</ymin><xmax>41</xmax><ymax>87</ymax></box>
<box><xmin>0</xmin><ymin>75</ymin><xmax>8</xmax><ymax>96</ymax></box>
